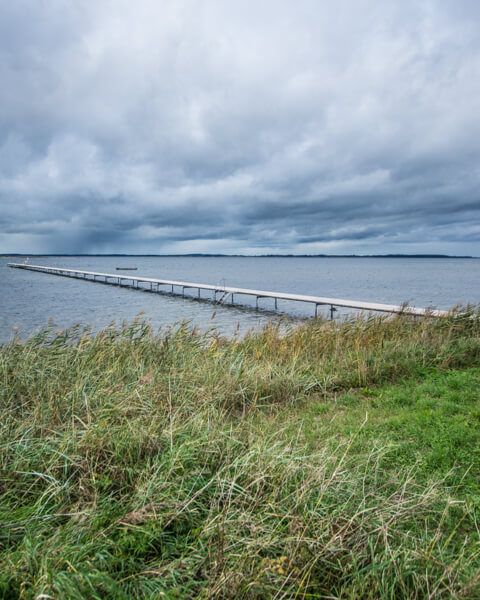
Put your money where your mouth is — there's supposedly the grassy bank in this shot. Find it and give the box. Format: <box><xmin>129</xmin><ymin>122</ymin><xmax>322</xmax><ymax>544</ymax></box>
<box><xmin>1</xmin><ymin>310</ymin><xmax>480</xmax><ymax>599</ymax></box>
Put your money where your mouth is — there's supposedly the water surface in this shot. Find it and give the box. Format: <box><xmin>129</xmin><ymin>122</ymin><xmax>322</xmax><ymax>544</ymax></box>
<box><xmin>1</xmin><ymin>256</ymin><xmax>479</xmax><ymax>343</ymax></box>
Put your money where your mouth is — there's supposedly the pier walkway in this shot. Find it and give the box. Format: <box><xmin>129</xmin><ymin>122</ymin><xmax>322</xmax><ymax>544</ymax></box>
<box><xmin>8</xmin><ymin>263</ymin><xmax>450</xmax><ymax>318</ymax></box>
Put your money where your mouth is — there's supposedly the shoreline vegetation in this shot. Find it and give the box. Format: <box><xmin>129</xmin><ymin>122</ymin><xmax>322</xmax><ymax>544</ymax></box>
<box><xmin>1</xmin><ymin>309</ymin><xmax>480</xmax><ymax>598</ymax></box>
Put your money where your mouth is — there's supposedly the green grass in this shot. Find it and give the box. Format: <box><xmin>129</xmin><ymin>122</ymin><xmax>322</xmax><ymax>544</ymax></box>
<box><xmin>294</xmin><ymin>367</ymin><xmax>480</xmax><ymax>492</ymax></box>
<box><xmin>1</xmin><ymin>310</ymin><xmax>480</xmax><ymax>599</ymax></box>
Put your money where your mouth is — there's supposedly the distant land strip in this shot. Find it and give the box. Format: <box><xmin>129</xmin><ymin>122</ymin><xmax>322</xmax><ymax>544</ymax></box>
<box><xmin>1</xmin><ymin>253</ymin><xmax>477</xmax><ymax>259</ymax></box>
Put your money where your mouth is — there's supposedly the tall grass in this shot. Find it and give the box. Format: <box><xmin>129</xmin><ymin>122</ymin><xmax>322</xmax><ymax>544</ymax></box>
<box><xmin>1</xmin><ymin>309</ymin><xmax>480</xmax><ymax>598</ymax></box>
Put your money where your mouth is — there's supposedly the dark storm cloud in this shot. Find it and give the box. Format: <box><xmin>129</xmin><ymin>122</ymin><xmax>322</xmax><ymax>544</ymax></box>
<box><xmin>1</xmin><ymin>0</ymin><xmax>480</xmax><ymax>255</ymax></box>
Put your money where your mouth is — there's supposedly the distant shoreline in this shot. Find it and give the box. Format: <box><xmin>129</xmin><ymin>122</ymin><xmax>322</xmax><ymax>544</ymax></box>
<box><xmin>1</xmin><ymin>253</ymin><xmax>477</xmax><ymax>259</ymax></box>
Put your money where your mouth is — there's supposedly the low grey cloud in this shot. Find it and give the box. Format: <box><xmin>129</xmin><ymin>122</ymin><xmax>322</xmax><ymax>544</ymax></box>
<box><xmin>1</xmin><ymin>0</ymin><xmax>480</xmax><ymax>255</ymax></box>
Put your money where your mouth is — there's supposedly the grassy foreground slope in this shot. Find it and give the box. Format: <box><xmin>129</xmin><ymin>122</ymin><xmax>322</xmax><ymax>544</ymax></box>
<box><xmin>1</xmin><ymin>311</ymin><xmax>480</xmax><ymax>599</ymax></box>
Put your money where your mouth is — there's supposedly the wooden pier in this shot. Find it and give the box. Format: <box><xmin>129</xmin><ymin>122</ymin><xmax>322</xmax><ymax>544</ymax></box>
<box><xmin>8</xmin><ymin>263</ymin><xmax>450</xmax><ymax>318</ymax></box>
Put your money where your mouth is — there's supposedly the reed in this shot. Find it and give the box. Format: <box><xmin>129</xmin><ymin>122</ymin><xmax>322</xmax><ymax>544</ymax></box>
<box><xmin>1</xmin><ymin>309</ymin><xmax>480</xmax><ymax>598</ymax></box>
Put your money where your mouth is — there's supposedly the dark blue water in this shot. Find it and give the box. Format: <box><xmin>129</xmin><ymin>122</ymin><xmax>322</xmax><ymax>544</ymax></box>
<box><xmin>1</xmin><ymin>256</ymin><xmax>479</xmax><ymax>343</ymax></box>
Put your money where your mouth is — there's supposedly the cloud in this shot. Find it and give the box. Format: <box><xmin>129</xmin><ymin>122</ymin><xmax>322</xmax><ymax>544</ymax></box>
<box><xmin>0</xmin><ymin>0</ymin><xmax>479</xmax><ymax>254</ymax></box>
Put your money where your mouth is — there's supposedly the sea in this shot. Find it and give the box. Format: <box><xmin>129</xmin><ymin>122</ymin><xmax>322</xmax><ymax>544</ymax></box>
<box><xmin>1</xmin><ymin>256</ymin><xmax>479</xmax><ymax>344</ymax></box>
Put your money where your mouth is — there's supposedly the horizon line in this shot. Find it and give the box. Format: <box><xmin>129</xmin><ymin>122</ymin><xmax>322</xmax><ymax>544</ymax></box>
<box><xmin>2</xmin><ymin>253</ymin><xmax>478</xmax><ymax>259</ymax></box>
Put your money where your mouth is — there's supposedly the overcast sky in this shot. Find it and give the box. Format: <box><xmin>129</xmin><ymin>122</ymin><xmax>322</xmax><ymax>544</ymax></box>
<box><xmin>1</xmin><ymin>0</ymin><xmax>480</xmax><ymax>255</ymax></box>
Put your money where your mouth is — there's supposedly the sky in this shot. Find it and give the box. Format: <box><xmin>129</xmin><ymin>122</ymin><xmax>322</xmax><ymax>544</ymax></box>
<box><xmin>1</xmin><ymin>0</ymin><xmax>480</xmax><ymax>256</ymax></box>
